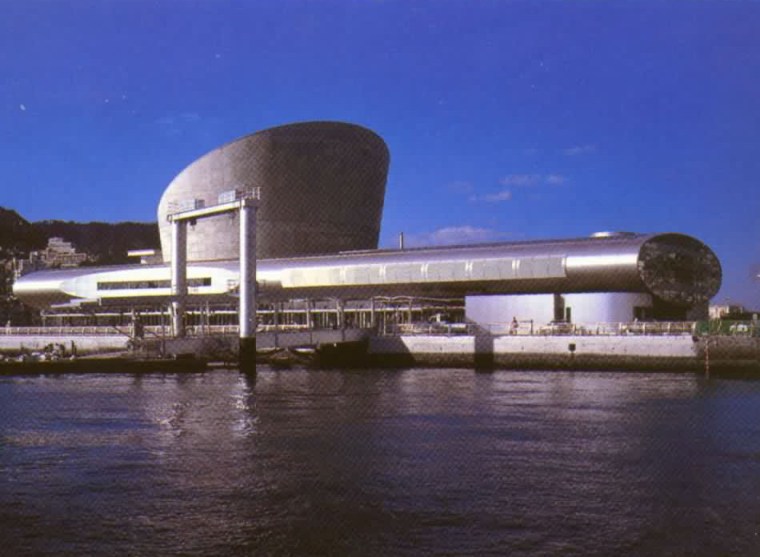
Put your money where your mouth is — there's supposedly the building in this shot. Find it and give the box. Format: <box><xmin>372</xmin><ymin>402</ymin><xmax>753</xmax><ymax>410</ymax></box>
<box><xmin>13</xmin><ymin>122</ymin><xmax>722</xmax><ymax>329</ymax></box>
<box><xmin>709</xmin><ymin>304</ymin><xmax>746</xmax><ymax>320</ymax></box>
<box><xmin>157</xmin><ymin>121</ymin><xmax>389</xmax><ymax>262</ymax></box>
<box><xmin>39</xmin><ymin>237</ymin><xmax>90</xmax><ymax>267</ymax></box>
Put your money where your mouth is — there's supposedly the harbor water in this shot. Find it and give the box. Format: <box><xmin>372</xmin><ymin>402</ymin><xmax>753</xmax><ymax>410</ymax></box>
<box><xmin>1</xmin><ymin>368</ymin><xmax>759</xmax><ymax>555</ymax></box>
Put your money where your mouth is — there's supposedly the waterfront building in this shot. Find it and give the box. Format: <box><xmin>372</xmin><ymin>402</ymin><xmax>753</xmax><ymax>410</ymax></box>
<box><xmin>157</xmin><ymin>121</ymin><xmax>389</xmax><ymax>262</ymax></box>
<box><xmin>13</xmin><ymin>122</ymin><xmax>722</xmax><ymax>330</ymax></box>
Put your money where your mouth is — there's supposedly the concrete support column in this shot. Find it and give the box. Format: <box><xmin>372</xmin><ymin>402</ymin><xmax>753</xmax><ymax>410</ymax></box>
<box><xmin>370</xmin><ymin>298</ymin><xmax>376</xmax><ymax>329</ymax></box>
<box><xmin>306</xmin><ymin>299</ymin><xmax>313</xmax><ymax>329</ymax></box>
<box><xmin>239</xmin><ymin>199</ymin><xmax>257</xmax><ymax>371</ymax></box>
<box><xmin>171</xmin><ymin>220</ymin><xmax>187</xmax><ymax>338</ymax></box>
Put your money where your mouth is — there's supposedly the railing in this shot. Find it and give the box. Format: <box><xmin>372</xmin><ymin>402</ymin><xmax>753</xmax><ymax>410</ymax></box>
<box><xmin>167</xmin><ymin>187</ymin><xmax>262</xmax><ymax>217</ymax></box>
<box><xmin>2</xmin><ymin>320</ymin><xmax>757</xmax><ymax>338</ymax></box>
<box><xmin>0</xmin><ymin>323</ymin><xmax>339</xmax><ymax>338</ymax></box>
<box><xmin>393</xmin><ymin>323</ymin><xmax>475</xmax><ymax>336</ymax></box>
<box><xmin>483</xmin><ymin>321</ymin><xmax>700</xmax><ymax>336</ymax></box>
<box><xmin>391</xmin><ymin>321</ymin><xmax>710</xmax><ymax>337</ymax></box>
<box><xmin>181</xmin><ymin>324</ymin><xmax>315</xmax><ymax>336</ymax></box>
<box><xmin>0</xmin><ymin>326</ymin><xmax>132</xmax><ymax>337</ymax></box>
<box><xmin>695</xmin><ymin>319</ymin><xmax>759</xmax><ymax>336</ymax></box>
<box><xmin>385</xmin><ymin>321</ymin><xmax>708</xmax><ymax>336</ymax></box>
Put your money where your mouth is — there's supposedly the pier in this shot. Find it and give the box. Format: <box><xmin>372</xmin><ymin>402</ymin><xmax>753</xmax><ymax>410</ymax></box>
<box><xmin>1</xmin><ymin>319</ymin><xmax>758</xmax><ymax>375</ymax></box>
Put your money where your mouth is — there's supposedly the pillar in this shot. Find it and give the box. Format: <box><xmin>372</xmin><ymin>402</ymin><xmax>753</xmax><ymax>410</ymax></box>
<box><xmin>170</xmin><ymin>219</ymin><xmax>187</xmax><ymax>338</ymax></box>
<box><xmin>337</xmin><ymin>299</ymin><xmax>345</xmax><ymax>329</ymax></box>
<box><xmin>239</xmin><ymin>199</ymin><xmax>257</xmax><ymax>371</ymax></box>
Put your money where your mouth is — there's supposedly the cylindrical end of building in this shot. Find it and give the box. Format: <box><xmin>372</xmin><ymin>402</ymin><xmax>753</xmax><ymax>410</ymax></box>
<box><xmin>638</xmin><ymin>233</ymin><xmax>722</xmax><ymax>306</ymax></box>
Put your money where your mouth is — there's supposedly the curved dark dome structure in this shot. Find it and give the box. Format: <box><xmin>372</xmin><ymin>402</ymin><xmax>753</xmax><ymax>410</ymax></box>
<box><xmin>157</xmin><ymin>121</ymin><xmax>390</xmax><ymax>262</ymax></box>
<box><xmin>637</xmin><ymin>233</ymin><xmax>722</xmax><ymax>306</ymax></box>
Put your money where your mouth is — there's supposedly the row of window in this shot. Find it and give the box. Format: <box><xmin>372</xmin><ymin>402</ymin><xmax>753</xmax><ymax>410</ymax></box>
<box><xmin>283</xmin><ymin>257</ymin><xmax>567</xmax><ymax>287</ymax></box>
<box><xmin>97</xmin><ymin>278</ymin><xmax>212</xmax><ymax>290</ymax></box>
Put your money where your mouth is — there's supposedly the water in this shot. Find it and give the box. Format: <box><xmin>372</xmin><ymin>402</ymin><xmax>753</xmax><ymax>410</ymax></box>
<box><xmin>1</xmin><ymin>368</ymin><xmax>759</xmax><ymax>556</ymax></box>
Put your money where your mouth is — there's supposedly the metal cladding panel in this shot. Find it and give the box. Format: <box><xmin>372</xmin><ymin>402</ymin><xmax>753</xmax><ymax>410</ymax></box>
<box><xmin>514</xmin><ymin>256</ymin><xmax>566</xmax><ymax>280</ymax></box>
<box><xmin>427</xmin><ymin>261</ymin><xmax>468</xmax><ymax>282</ymax></box>
<box><xmin>257</xmin><ymin>233</ymin><xmax>719</xmax><ymax>301</ymax></box>
<box><xmin>13</xmin><ymin>262</ymin><xmax>239</xmax><ymax>309</ymax></box>
<box><xmin>466</xmin><ymin>292</ymin><xmax>655</xmax><ymax>326</ymax></box>
<box><xmin>563</xmin><ymin>292</ymin><xmax>654</xmax><ymax>323</ymax></box>
<box><xmin>385</xmin><ymin>263</ymin><xmax>424</xmax><ymax>283</ymax></box>
<box><xmin>157</xmin><ymin>121</ymin><xmax>389</xmax><ymax>262</ymax></box>
<box><xmin>344</xmin><ymin>265</ymin><xmax>384</xmax><ymax>285</ymax></box>
<box><xmin>14</xmin><ymin>233</ymin><xmax>722</xmax><ymax>311</ymax></box>
<box><xmin>344</xmin><ymin>266</ymin><xmax>369</xmax><ymax>284</ymax></box>
<box><xmin>471</xmin><ymin>259</ymin><xmax>515</xmax><ymax>280</ymax></box>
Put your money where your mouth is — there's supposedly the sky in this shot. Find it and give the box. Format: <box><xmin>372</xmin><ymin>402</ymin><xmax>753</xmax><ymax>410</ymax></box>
<box><xmin>0</xmin><ymin>0</ymin><xmax>758</xmax><ymax>307</ymax></box>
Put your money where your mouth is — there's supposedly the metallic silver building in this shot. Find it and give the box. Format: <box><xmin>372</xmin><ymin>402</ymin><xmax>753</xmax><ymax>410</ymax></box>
<box><xmin>157</xmin><ymin>121</ymin><xmax>389</xmax><ymax>261</ymax></box>
<box><xmin>14</xmin><ymin>232</ymin><xmax>721</xmax><ymax>322</ymax></box>
<box><xmin>12</xmin><ymin>122</ymin><xmax>723</xmax><ymax>327</ymax></box>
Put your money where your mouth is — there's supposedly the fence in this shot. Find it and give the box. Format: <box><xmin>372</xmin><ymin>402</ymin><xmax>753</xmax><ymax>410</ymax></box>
<box><xmin>0</xmin><ymin>326</ymin><xmax>130</xmax><ymax>337</ymax></box>
<box><xmin>1</xmin><ymin>320</ymin><xmax>757</xmax><ymax>338</ymax></box>
<box><xmin>393</xmin><ymin>320</ymin><xmax>759</xmax><ymax>338</ymax></box>
<box><xmin>0</xmin><ymin>323</ymin><xmax>323</xmax><ymax>338</ymax></box>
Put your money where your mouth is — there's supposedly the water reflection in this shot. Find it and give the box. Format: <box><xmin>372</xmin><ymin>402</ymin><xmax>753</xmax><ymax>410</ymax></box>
<box><xmin>0</xmin><ymin>369</ymin><xmax>758</xmax><ymax>555</ymax></box>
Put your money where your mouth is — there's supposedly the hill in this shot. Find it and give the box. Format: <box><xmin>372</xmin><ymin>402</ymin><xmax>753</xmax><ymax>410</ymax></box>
<box><xmin>0</xmin><ymin>207</ymin><xmax>160</xmax><ymax>264</ymax></box>
<box><xmin>33</xmin><ymin>220</ymin><xmax>160</xmax><ymax>264</ymax></box>
<box><xmin>0</xmin><ymin>207</ymin><xmax>47</xmax><ymax>255</ymax></box>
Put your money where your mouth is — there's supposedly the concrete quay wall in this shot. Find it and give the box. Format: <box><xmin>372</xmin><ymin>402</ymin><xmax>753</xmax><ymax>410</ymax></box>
<box><xmin>367</xmin><ymin>334</ymin><xmax>753</xmax><ymax>371</ymax></box>
<box><xmin>695</xmin><ymin>336</ymin><xmax>760</xmax><ymax>372</ymax></box>
<box><xmin>0</xmin><ymin>335</ymin><xmax>130</xmax><ymax>356</ymax></box>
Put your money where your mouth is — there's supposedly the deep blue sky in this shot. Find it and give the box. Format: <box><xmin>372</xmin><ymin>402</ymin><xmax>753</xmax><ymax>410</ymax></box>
<box><xmin>1</xmin><ymin>1</ymin><xmax>758</xmax><ymax>307</ymax></box>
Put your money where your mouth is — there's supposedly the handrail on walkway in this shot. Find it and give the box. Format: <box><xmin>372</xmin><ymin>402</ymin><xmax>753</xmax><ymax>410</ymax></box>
<box><xmin>1</xmin><ymin>320</ymin><xmax>757</xmax><ymax>338</ymax></box>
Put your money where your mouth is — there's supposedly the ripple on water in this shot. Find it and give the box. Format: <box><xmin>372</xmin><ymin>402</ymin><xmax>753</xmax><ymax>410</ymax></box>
<box><xmin>0</xmin><ymin>369</ymin><xmax>759</xmax><ymax>555</ymax></box>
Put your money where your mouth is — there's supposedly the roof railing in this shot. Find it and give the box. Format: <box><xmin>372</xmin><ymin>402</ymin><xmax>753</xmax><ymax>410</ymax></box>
<box><xmin>167</xmin><ymin>186</ymin><xmax>262</xmax><ymax>217</ymax></box>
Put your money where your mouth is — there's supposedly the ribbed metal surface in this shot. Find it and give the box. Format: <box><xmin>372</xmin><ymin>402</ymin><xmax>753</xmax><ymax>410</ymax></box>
<box><xmin>157</xmin><ymin>121</ymin><xmax>389</xmax><ymax>262</ymax></box>
<box><xmin>14</xmin><ymin>233</ymin><xmax>721</xmax><ymax>310</ymax></box>
<box><xmin>259</xmin><ymin>232</ymin><xmax>720</xmax><ymax>304</ymax></box>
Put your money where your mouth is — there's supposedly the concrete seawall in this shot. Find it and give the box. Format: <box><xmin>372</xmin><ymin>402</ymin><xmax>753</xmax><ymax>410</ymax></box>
<box><xmin>2</xmin><ymin>330</ymin><xmax>758</xmax><ymax>373</ymax></box>
<box><xmin>695</xmin><ymin>336</ymin><xmax>760</xmax><ymax>372</ymax></box>
<box><xmin>367</xmin><ymin>335</ymin><xmax>760</xmax><ymax>372</ymax></box>
<box><xmin>0</xmin><ymin>335</ymin><xmax>130</xmax><ymax>356</ymax></box>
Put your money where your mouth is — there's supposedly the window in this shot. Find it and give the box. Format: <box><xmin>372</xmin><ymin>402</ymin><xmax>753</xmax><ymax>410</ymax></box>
<box><xmin>97</xmin><ymin>277</ymin><xmax>211</xmax><ymax>290</ymax></box>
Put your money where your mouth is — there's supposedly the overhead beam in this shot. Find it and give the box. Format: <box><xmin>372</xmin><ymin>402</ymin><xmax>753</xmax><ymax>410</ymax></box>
<box><xmin>167</xmin><ymin>188</ymin><xmax>261</xmax><ymax>371</ymax></box>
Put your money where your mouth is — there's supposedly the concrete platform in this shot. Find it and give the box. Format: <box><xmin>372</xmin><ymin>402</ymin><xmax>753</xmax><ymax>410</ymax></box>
<box><xmin>365</xmin><ymin>334</ymin><xmax>760</xmax><ymax>373</ymax></box>
<box><xmin>0</xmin><ymin>334</ymin><xmax>130</xmax><ymax>355</ymax></box>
